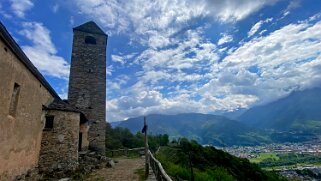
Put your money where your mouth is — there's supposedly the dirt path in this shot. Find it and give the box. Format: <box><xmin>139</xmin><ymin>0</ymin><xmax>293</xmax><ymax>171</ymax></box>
<box><xmin>85</xmin><ymin>157</ymin><xmax>144</xmax><ymax>181</ymax></box>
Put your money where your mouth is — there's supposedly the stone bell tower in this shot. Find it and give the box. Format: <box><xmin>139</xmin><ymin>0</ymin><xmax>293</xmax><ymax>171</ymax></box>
<box><xmin>68</xmin><ymin>21</ymin><xmax>107</xmax><ymax>154</ymax></box>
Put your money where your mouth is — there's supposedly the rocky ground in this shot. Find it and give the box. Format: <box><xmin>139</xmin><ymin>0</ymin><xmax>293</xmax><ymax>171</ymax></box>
<box><xmin>16</xmin><ymin>152</ymin><xmax>157</xmax><ymax>181</ymax></box>
<box><xmin>85</xmin><ymin>158</ymin><xmax>145</xmax><ymax>181</ymax></box>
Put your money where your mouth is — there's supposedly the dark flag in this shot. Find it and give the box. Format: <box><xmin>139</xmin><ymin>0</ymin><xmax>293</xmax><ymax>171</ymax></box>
<box><xmin>141</xmin><ymin>125</ymin><xmax>147</xmax><ymax>133</ymax></box>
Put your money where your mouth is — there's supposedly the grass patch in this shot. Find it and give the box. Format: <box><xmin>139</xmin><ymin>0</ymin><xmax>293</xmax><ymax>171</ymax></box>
<box><xmin>250</xmin><ymin>153</ymin><xmax>279</xmax><ymax>163</ymax></box>
<box><xmin>257</xmin><ymin>153</ymin><xmax>321</xmax><ymax>169</ymax></box>
<box><xmin>134</xmin><ymin>168</ymin><xmax>145</xmax><ymax>181</ymax></box>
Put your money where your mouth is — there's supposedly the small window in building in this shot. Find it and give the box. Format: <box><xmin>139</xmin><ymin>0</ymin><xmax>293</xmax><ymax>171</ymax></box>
<box><xmin>85</xmin><ymin>36</ymin><xmax>96</xmax><ymax>45</ymax></box>
<box><xmin>9</xmin><ymin>83</ymin><xmax>20</xmax><ymax>117</ymax></box>
<box><xmin>88</xmin><ymin>68</ymin><xmax>93</xmax><ymax>73</ymax></box>
<box><xmin>4</xmin><ymin>47</ymin><xmax>8</xmax><ymax>52</ymax></box>
<box><xmin>45</xmin><ymin>116</ymin><xmax>54</xmax><ymax>129</ymax></box>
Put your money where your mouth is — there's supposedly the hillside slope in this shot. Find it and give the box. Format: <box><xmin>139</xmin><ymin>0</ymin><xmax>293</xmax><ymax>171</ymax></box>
<box><xmin>116</xmin><ymin>113</ymin><xmax>269</xmax><ymax>146</ymax></box>
<box><xmin>238</xmin><ymin>88</ymin><xmax>321</xmax><ymax>132</ymax></box>
<box><xmin>156</xmin><ymin>139</ymin><xmax>286</xmax><ymax>181</ymax></box>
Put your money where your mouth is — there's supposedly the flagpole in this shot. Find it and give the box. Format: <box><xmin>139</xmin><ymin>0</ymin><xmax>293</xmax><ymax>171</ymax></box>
<box><xmin>144</xmin><ymin>116</ymin><xmax>149</xmax><ymax>178</ymax></box>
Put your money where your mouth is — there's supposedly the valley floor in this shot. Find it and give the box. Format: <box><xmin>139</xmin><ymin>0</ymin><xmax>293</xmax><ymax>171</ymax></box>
<box><xmin>219</xmin><ymin>140</ymin><xmax>321</xmax><ymax>180</ymax></box>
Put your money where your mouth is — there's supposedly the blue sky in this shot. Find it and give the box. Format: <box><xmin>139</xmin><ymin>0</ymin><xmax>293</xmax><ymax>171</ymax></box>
<box><xmin>1</xmin><ymin>0</ymin><xmax>321</xmax><ymax>122</ymax></box>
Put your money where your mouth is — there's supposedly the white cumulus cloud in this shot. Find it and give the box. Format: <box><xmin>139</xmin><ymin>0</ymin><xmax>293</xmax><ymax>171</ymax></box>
<box><xmin>218</xmin><ymin>33</ymin><xmax>233</xmax><ymax>45</ymax></box>
<box><xmin>71</xmin><ymin>0</ymin><xmax>280</xmax><ymax>49</ymax></box>
<box><xmin>19</xmin><ymin>22</ymin><xmax>70</xmax><ymax>79</ymax></box>
<box><xmin>9</xmin><ymin>0</ymin><xmax>34</xmax><ymax>18</ymax></box>
<box><xmin>248</xmin><ymin>18</ymin><xmax>273</xmax><ymax>37</ymax></box>
<box><xmin>212</xmin><ymin>17</ymin><xmax>321</xmax><ymax>106</ymax></box>
<box><xmin>107</xmin><ymin>14</ymin><xmax>321</xmax><ymax>122</ymax></box>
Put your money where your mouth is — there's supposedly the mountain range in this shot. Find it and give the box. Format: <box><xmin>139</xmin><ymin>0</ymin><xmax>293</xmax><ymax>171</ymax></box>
<box><xmin>238</xmin><ymin>88</ymin><xmax>321</xmax><ymax>132</ymax></box>
<box><xmin>113</xmin><ymin>88</ymin><xmax>321</xmax><ymax>146</ymax></box>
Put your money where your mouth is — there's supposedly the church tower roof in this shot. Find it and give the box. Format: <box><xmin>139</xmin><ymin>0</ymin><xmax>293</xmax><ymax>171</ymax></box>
<box><xmin>73</xmin><ymin>21</ymin><xmax>107</xmax><ymax>36</ymax></box>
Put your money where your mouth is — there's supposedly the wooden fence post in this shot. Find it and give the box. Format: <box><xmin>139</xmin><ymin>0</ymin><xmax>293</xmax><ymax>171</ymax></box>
<box><xmin>144</xmin><ymin>116</ymin><xmax>149</xmax><ymax>178</ymax></box>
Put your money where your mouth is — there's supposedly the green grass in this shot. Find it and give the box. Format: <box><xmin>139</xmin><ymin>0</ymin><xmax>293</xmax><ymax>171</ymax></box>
<box><xmin>134</xmin><ymin>168</ymin><xmax>145</xmax><ymax>181</ymax></box>
<box><xmin>250</xmin><ymin>153</ymin><xmax>280</xmax><ymax>163</ymax></box>
<box><xmin>156</xmin><ymin>144</ymin><xmax>286</xmax><ymax>181</ymax></box>
<box><xmin>254</xmin><ymin>153</ymin><xmax>321</xmax><ymax>169</ymax></box>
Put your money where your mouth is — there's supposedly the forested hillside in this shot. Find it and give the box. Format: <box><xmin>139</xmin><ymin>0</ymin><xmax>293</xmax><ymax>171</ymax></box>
<box><xmin>156</xmin><ymin>138</ymin><xmax>286</xmax><ymax>181</ymax></box>
<box><xmin>115</xmin><ymin>113</ymin><xmax>269</xmax><ymax>146</ymax></box>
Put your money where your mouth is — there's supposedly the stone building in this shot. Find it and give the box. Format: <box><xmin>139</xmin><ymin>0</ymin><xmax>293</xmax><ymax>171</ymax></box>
<box><xmin>0</xmin><ymin>20</ymin><xmax>107</xmax><ymax>180</ymax></box>
<box><xmin>68</xmin><ymin>21</ymin><xmax>107</xmax><ymax>154</ymax></box>
<box><xmin>38</xmin><ymin>99</ymin><xmax>89</xmax><ymax>172</ymax></box>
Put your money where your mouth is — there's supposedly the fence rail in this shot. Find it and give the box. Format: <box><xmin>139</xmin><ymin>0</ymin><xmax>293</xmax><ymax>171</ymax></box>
<box><xmin>110</xmin><ymin>147</ymin><xmax>145</xmax><ymax>157</ymax></box>
<box><xmin>148</xmin><ymin>150</ymin><xmax>172</xmax><ymax>181</ymax></box>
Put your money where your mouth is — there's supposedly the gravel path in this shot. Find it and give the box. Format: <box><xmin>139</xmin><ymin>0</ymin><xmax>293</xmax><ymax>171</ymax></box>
<box><xmin>85</xmin><ymin>157</ymin><xmax>148</xmax><ymax>181</ymax></box>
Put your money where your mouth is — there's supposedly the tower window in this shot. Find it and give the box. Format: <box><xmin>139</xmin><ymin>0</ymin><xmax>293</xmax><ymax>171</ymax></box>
<box><xmin>85</xmin><ymin>36</ymin><xmax>96</xmax><ymax>44</ymax></box>
<box><xmin>9</xmin><ymin>83</ymin><xmax>20</xmax><ymax>117</ymax></box>
<box><xmin>45</xmin><ymin>116</ymin><xmax>54</xmax><ymax>129</ymax></box>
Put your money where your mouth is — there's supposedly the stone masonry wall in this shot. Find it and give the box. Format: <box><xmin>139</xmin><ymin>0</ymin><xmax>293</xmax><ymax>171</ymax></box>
<box><xmin>80</xmin><ymin>123</ymin><xmax>90</xmax><ymax>151</ymax></box>
<box><xmin>0</xmin><ymin>38</ymin><xmax>54</xmax><ymax>181</ymax></box>
<box><xmin>38</xmin><ymin>110</ymin><xmax>80</xmax><ymax>172</ymax></box>
<box><xmin>68</xmin><ymin>29</ymin><xmax>107</xmax><ymax>154</ymax></box>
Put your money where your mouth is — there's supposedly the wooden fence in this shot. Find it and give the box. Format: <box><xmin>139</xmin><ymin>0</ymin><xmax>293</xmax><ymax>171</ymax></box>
<box><xmin>110</xmin><ymin>117</ymin><xmax>172</xmax><ymax>180</ymax></box>
<box><xmin>148</xmin><ymin>150</ymin><xmax>172</xmax><ymax>181</ymax></box>
<box><xmin>110</xmin><ymin>147</ymin><xmax>145</xmax><ymax>157</ymax></box>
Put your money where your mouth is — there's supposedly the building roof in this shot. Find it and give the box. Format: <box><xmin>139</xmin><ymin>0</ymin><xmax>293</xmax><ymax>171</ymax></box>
<box><xmin>44</xmin><ymin>99</ymin><xmax>88</xmax><ymax>123</ymax></box>
<box><xmin>73</xmin><ymin>21</ymin><xmax>107</xmax><ymax>36</ymax></box>
<box><xmin>45</xmin><ymin>99</ymin><xmax>79</xmax><ymax>112</ymax></box>
<box><xmin>0</xmin><ymin>21</ymin><xmax>60</xmax><ymax>99</ymax></box>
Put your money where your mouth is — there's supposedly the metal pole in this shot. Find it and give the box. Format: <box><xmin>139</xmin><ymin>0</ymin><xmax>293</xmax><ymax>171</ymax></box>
<box><xmin>144</xmin><ymin>116</ymin><xmax>149</xmax><ymax>178</ymax></box>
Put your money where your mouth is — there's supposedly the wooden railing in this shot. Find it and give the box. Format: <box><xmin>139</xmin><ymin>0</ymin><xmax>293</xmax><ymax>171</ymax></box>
<box><xmin>109</xmin><ymin>147</ymin><xmax>172</xmax><ymax>180</ymax></box>
<box><xmin>148</xmin><ymin>150</ymin><xmax>172</xmax><ymax>181</ymax></box>
<box><xmin>110</xmin><ymin>117</ymin><xmax>172</xmax><ymax>180</ymax></box>
<box><xmin>110</xmin><ymin>147</ymin><xmax>145</xmax><ymax>157</ymax></box>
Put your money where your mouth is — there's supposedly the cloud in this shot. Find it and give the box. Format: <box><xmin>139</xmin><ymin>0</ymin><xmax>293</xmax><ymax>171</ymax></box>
<box><xmin>19</xmin><ymin>22</ymin><xmax>70</xmax><ymax>79</ymax></box>
<box><xmin>205</xmin><ymin>0</ymin><xmax>278</xmax><ymax>22</ymax></box>
<box><xmin>106</xmin><ymin>14</ymin><xmax>321</xmax><ymax>122</ymax></box>
<box><xmin>282</xmin><ymin>0</ymin><xmax>301</xmax><ymax>18</ymax></box>
<box><xmin>72</xmin><ymin>0</ymin><xmax>279</xmax><ymax>47</ymax></box>
<box><xmin>0</xmin><ymin>4</ymin><xmax>12</xmax><ymax>19</ymax></box>
<box><xmin>107</xmin><ymin>28</ymin><xmax>221</xmax><ymax>121</ymax></box>
<box><xmin>68</xmin><ymin>1</ymin><xmax>321</xmax><ymax>122</ymax></box>
<box><xmin>211</xmin><ymin>16</ymin><xmax>321</xmax><ymax>105</ymax></box>
<box><xmin>111</xmin><ymin>53</ymin><xmax>136</xmax><ymax>65</ymax></box>
<box><xmin>107</xmin><ymin>89</ymin><xmax>206</xmax><ymax>122</ymax></box>
<box><xmin>248</xmin><ymin>18</ymin><xmax>273</xmax><ymax>37</ymax></box>
<box><xmin>148</xmin><ymin>34</ymin><xmax>171</xmax><ymax>49</ymax></box>
<box><xmin>106</xmin><ymin>65</ymin><xmax>114</xmax><ymax>76</ymax></box>
<box><xmin>248</xmin><ymin>21</ymin><xmax>264</xmax><ymax>37</ymax></box>
<box><xmin>218</xmin><ymin>33</ymin><xmax>233</xmax><ymax>45</ymax></box>
<box><xmin>9</xmin><ymin>0</ymin><xmax>34</xmax><ymax>18</ymax></box>
<box><xmin>69</xmin><ymin>16</ymin><xmax>75</xmax><ymax>26</ymax></box>
<box><xmin>111</xmin><ymin>55</ymin><xmax>124</xmax><ymax>64</ymax></box>
<box><xmin>52</xmin><ymin>4</ymin><xmax>59</xmax><ymax>13</ymax></box>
